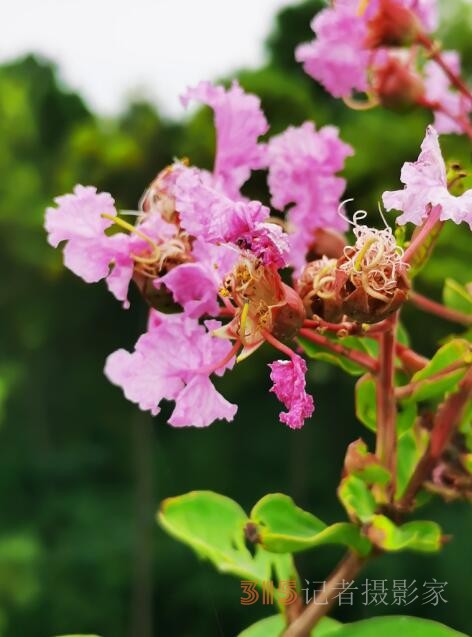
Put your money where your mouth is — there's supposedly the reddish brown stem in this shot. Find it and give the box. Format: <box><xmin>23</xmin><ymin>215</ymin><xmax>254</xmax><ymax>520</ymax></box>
<box><xmin>409</xmin><ymin>290</ymin><xmax>472</xmax><ymax>327</ymax></box>
<box><xmin>403</xmin><ymin>206</ymin><xmax>443</xmax><ymax>265</ymax></box>
<box><xmin>302</xmin><ymin>318</ymin><xmax>361</xmax><ymax>335</ymax></box>
<box><xmin>399</xmin><ymin>366</ymin><xmax>472</xmax><ymax>509</ymax></box>
<box><xmin>283</xmin><ymin>552</ymin><xmax>365</xmax><ymax>637</ymax></box>
<box><xmin>263</xmin><ymin>330</ymin><xmax>297</xmax><ymax>360</ymax></box>
<box><xmin>375</xmin><ymin>317</ymin><xmax>397</xmax><ymax>482</ymax></box>
<box><xmin>395</xmin><ymin>342</ymin><xmax>429</xmax><ymax>374</ymax></box>
<box><xmin>299</xmin><ymin>328</ymin><xmax>378</xmax><ymax>374</ymax></box>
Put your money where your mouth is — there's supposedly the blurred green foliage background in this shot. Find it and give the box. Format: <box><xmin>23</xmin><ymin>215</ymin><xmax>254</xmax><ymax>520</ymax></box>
<box><xmin>0</xmin><ymin>1</ymin><xmax>471</xmax><ymax>636</ymax></box>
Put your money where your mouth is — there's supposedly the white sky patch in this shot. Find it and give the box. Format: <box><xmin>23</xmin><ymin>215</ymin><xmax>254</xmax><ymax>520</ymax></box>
<box><xmin>0</xmin><ymin>0</ymin><xmax>290</xmax><ymax>116</ymax></box>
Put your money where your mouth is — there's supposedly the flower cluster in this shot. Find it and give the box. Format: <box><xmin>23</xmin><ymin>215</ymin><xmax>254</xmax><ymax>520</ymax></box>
<box><xmin>296</xmin><ymin>0</ymin><xmax>472</xmax><ymax>135</ymax></box>
<box><xmin>46</xmin><ymin>81</ymin><xmax>354</xmax><ymax>429</ymax></box>
<box><xmin>46</xmin><ymin>59</ymin><xmax>471</xmax><ymax>431</ymax></box>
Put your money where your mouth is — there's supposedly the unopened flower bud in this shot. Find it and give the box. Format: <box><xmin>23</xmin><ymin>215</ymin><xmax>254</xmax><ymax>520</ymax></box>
<box><xmin>373</xmin><ymin>55</ymin><xmax>424</xmax><ymax>110</ymax></box>
<box><xmin>306</xmin><ymin>228</ymin><xmax>348</xmax><ymax>261</ymax></box>
<box><xmin>296</xmin><ymin>257</ymin><xmax>344</xmax><ymax>323</ymax></box>
<box><xmin>336</xmin><ymin>223</ymin><xmax>409</xmax><ymax>323</ymax></box>
<box><xmin>271</xmin><ymin>283</ymin><xmax>306</xmax><ymax>340</ymax></box>
<box><xmin>366</xmin><ymin>0</ymin><xmax>421</xmax><ymax>48</ymax></box>
<box><xmin>139</xmin><ymin>162</ymin><xmax>186</xmax><ymax>224</ymax></box>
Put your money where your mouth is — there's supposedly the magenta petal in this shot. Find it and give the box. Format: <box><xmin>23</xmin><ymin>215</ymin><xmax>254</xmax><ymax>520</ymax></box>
<box><xmin>269</xmin><ymin>355</ymin><xmax>315</xmax><ymax>430</ymax></box>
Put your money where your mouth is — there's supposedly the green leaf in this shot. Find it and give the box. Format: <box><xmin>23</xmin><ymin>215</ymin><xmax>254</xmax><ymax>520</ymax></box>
<box><xmin>329</xmin><ymin>616</ymin><xmax>468</xmax><ymax>637</ymax></box>
<box><xmin>404</xmin><ymin>339</ymin><xmax>472</xmax><ymax>403</ymax></box>
<box><xmin>158</xmin><ymin>491</ymin><xmax>294</xmax><ymax>588</ymax></box>
<box><xmin>395</xmin><ymin>428</ymin><xmax>429</xmax><ymax>500</ymax></box>
<box><xmin>344</xmin><ymin>439</ymin><xmax>391</xmax><ymax>487</ymax></box>
<box><xmin>443</xmin><ymin>278</ymin><xmax>472</xmax><ymax>315</ymax></box>
<box><xmin>366</xmin><ymin>515</ymin><xmax>442</xmax><ymax>552</ymax></box>
<box><xmin>298</xmin><ymin>335</ymin><xmax>376</xmax><ymax>376</ymax></box>
<box><xmin>238</xmin><ymin>615</ymin><xmax>340</xmax><ymax>637</ymax></box>
<box><xmin>238</xmin><ymin>615</ymin><xmax>467</xmax><ymax>637</ymax></box>
<box><xmin>338</xmin><ymin>476</ymin><xmax>376</xmax><ymax>523</ymax></box>
<box><xmin>250</xmin><ymin>494</ymin><xmax>371</xmax><ymax>557</ymax></box>
<box><xmin>355</xmin><ymin>374</ymin><xmax>416</xmax><ymax>434</ymax></box>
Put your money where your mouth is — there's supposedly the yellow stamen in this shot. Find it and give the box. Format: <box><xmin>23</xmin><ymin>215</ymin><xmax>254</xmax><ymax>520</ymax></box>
<box><xmin>239</xmin><ymin>302</ymin><xmax>250</xmax><ymax>343</ymax></box>
<box><xmin>357</xmin><ymin>0</ymin><xmax>370</xmax><ymax>16</ymax></box>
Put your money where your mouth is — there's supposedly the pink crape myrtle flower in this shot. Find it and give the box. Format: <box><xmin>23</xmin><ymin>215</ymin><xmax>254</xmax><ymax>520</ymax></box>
<box><xmin>45</xmin><ymin>184</ymin><xmax>191</xmax><ymax>308</ymax></box>
<box><xmin>269</xmin><ymin>354</ymin><xmax>314</xmax><ymax>429</ymax></box>
<box><xmin>382</xmin><ymin>126</ymin><xmax>472</xmax><ymax>228</ymax></box>
<box><xmin>424</xmin><ymin>52</ymin><xmax>472</xmax><ymax>135</ymax></box>
<box><xmin>181</xmin><ymin>80</ymin><xmax>269</xmax><ymax>200</ymax></box>
<box><xmin>174</xmin><ymin>166</ymin><xmax>290</xmax><ymax>268</ymax></box>
<box><xmin>45</xmin><ymin>185</ymin><xmax>135</xmax><ymax>301</ymax></box>
<box><xmin>267</xmin><ymin>122</ymin><xmax>353</xmax><ymax>270</ymax></box>
<box><xmin>105</xmin><ymin>313</ymin><xmax>237</xmax><ymax>427</ymax></box>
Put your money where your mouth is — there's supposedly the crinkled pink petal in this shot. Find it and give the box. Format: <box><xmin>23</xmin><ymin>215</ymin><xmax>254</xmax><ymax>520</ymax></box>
<box><xmin>104</xmin><ymin>348</ymin><xmax>181</xmax><ymax>417</ymax></box>
<box><xmin>105</xmin><ymin>234</ymin><xmax>134</xmax><ymax>308</ymax></box>
<box><xmin>105</xmin><ymin>313</ymin><xmax>237</xmax><ymax>426</ymax></box>
<box><xmin>169</xmin><ymin>376</ymin><xmax>237</xmax><ymax>427</ymax></box>
<box><xmin>269</xmin><ymin>355</ymin><xmax>314</xmax><ymax>430</ymax></box>
<box><xmin>181</xmin><ymin>80</ymin><xmax>269</xmax><ymax>199</ymax></box>
<box><xmin>45</xmin><ymin>185</ymin><xmax>137</xmax><ymax>300</ymax></box>
<box><xmin>267</xmin><ymin>122</ymin><xmax>352</xmax><ymax>270</ymax></box>
<box><xmin>157</xmin><ymin>263</ymin><xmax>221</xmax><ymax>319</ymax></box>
<box><xmin>174</xmin><ymin>166</ymin><xmax>269</xmax><ymax>243</ymax></box>
<box><xmin>382</xmin><ymin>125</ymin><xmax>472</xmax><ymax>227</ymax></box>
<box><xmin>239</xmin><ymin>222</ymin><xmax>291</xmax><ymax>269</ymax></box>
<box><xmin>62</xmin><ymin>237</ymin><xmax>116</xmax><ymax>283</ymax></box>
<box><xmin>296</xmin><ymin>3</ymin><xmax>370</xmax><ymax>98</ymax></box>
<box><xmin>45</xmin><ymin>185</ymin><xmax>116</xmax><ymax>247</ymax></box>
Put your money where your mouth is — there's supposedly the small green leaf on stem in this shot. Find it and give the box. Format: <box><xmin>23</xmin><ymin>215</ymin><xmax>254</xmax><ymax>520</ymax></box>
<box><xmin>365</xmin><ymin>515</ymin><xmax>443</xmax><ymax>552</ymax></box>
<box><xmin>250</xmin><ymin>494</ymin><xmax>372</xmax><ymax>557</ymax></box>
<box><xmin>443</xmin><ymin>278</ymin><xmax>472</xmax><ymax>315</ymax></box>
<box><xmin>338</xmin><ymin>475</ymin><xmax>377</xmax><ymax>524</ymax></box>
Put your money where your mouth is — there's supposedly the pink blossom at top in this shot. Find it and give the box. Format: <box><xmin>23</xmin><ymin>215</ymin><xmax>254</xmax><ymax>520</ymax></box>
<box><xmin>296</xmin><ymin>1</ymin><xmax>370</xmax><ymax>98</ymax></box>
<box><xmin>296</xmin><ymin>0</ymin><xmax>438</xmax><ymax>99</ymax></box>
<box><xmin>105</xmin><ymin>312</ymin><xmax>237</xmax><ymax>427</ymax></box>
<box><xmin>424</xmin><ymin>52</ymin><xmax>472</xmax><ymax>135</ymax></box>
<box><xmin>382</xmin><ymin>126</ymin><xmax>472</xmax><ymax>228</ymax></box>
<box><xmin>269</xmin><ymin>354</ymin><xmax>314</xmax><ymax>429</ymax></box>
<box><xmin>267</xmin><ymin>122</ymin><xmax>353</xmax><ymax>270</ymax></box>
<box><xmin>181</xmin><ymin>80</ymin><xmax>269</xmax><ymax>199</ymax></box>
